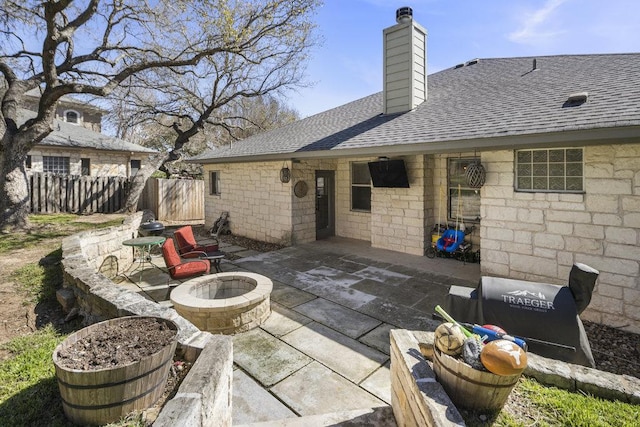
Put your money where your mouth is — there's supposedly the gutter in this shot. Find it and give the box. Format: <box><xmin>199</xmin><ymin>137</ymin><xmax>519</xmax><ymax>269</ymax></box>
<box><xmin>190</xmin><ymin>125</ymin><xmax>640</xmax><ymax>165</ymax></box>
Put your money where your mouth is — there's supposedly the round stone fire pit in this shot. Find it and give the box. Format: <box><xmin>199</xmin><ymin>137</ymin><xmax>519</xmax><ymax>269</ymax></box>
<box><xmin>170</xmin><ymin>272</ymin><xmax>272</xmax><ymax>335</ymax></box>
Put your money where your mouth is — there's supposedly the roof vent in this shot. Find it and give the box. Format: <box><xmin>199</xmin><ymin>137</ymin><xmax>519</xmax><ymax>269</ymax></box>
<box><xmin>564</xmin><ymin>91</ymin><xmax>589</xmax><ymax>107</ymax></box>
<box><xmin>465</xmin><ymin>58</ymin><xmax>479</xmax><ymax>66</ymax></box>
<box><xmin>396</xmin><ymin>7</ymin><xmax>413</xmax><ymax>23</ymax></box>
<box><xmin>454</xmin><ymin>63</ymin><xmax>464</xmax><ymax>69</ymax></box>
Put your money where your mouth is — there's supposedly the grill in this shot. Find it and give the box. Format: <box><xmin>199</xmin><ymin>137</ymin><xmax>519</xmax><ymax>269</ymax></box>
<box><xmin>139</xmin><ymin>221</ymin><xmax>165</xmax><ymax>237</ymax></box>
<box><xmin>444</xmin><ymin>263</ymin><xmax>599</xmax><ymax>367</ymax></box>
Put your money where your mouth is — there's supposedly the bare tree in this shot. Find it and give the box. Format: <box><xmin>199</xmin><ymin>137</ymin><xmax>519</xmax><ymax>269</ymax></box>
<box><xmin>104</xmin><ymin>92</ymin><xmax>299</xmax><ymax>179</ymax></box>
<box><xmin>0</xmin><ymin>0</ymin><xmax>319</xmax><ymax>229</ymax></box>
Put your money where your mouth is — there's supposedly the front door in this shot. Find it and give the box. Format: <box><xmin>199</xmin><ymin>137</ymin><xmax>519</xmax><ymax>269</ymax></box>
<box><xmin>315</xmin><ymin>170</ymin><xmax>335</xmax><ymax>240</ymax></box>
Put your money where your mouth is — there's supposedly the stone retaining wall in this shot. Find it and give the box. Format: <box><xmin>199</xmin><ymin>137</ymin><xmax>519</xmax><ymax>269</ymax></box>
<box><xmin>59</xmin><ymin>212</ymin><xmax>233</xmax><ymax>426</ymax></box>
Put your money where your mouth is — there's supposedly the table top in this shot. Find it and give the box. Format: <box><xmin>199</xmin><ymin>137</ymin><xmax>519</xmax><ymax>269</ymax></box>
<box><xmin>201</xmin><ymin>252</ymin><xmax>225</xmax><ymax>259</ymax></box>
<box><xmin>122</xmin><ymin>236</ymin><xmax>166</xmax><ymax>247</ymax></box>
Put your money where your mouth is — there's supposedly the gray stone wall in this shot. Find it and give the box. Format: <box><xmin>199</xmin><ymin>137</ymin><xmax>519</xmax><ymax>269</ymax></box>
<box><xmin>481</xmin><ymin>144</ymin><xmax>640</xmax><ymax>334</ymax></box>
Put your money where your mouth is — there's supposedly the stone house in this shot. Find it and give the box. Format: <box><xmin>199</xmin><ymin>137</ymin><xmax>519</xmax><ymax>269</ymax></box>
<box><xmin>22</xmin><ymin>90</ymin><xmax>155</xmax><ymax>177</ymax></box>
<box><xmin>194</xmin><ymin>9</ymin><xmax>640</xmax><ymax>333</ymax></box>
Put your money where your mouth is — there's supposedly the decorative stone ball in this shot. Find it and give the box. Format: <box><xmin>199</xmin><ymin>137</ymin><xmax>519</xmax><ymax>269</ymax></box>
<box><xmin>434</xmin><ymin>322</ymin><xmax>466</xmax><ymax>356</ymax></box>
<box><xmin>465</xmin><ymin>161</ymin><xmax>486</xmax><ymax>188</ymax></box>
<box><xmin>480</xmin><ymin>339</ymin><xmax>528</xmax><ymax>376</ymax></box>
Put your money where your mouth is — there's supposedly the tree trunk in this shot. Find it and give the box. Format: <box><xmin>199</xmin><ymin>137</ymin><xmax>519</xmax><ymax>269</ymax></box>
<box><xmin>0</xmin><ymin>137</ymin><xmax>31</xmax><ymax>231</ymax></box>
<box><xmin>120</xmin><ymin>153</ymin><xmax>169</xmax><ymax>214</ymax></box>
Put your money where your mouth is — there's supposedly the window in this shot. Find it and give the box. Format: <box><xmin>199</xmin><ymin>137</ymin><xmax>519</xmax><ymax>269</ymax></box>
<box><xmin>25</xmin><ymin>155</ymin><xmax>32</xmax><ymax>169</ymax></box>
<box><xmin>448</xmin><ymin>158</ymin><xmax>481</xmax><ymax>222</ymax></box>
<box><xmin>210</xmin><ymin>171</ymin><xmax>220</xmax><ymax>195</ymax></box>
<box><xmin>65</xmin><ymin>110</ymin><xmax>79</xmax><ymax>124</ymax></box>
<box><xmin>130</xmin><ymin>159</ymin><xmax>141</xmax><ymax>176</ymax></box>
<box><xmin>43</xmin><ymin>156</ymin><xmax>70</xmax><ymax>174</ymax></box>
<box><xmin>81</xmin><ymin>158</ymin><xmax>90</xmax><ymax>176</ymax></box>
<box><xmin>516</xmin><ymin>148</ymin><xmax>583</xmax><ymax>192</ymax></box>
<box><xmin>351</xmin><ymin>162</ymin><xmax>371</xmax><ymax>211</ymax></box>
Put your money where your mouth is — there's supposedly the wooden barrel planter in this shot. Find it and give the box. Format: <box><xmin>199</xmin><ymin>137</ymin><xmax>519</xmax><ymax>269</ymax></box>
<box><xmin>52</xmin><ymin>316</ymin><xmax>178</xmax><ymax>426</ymax></box>
<box><xmin>433</xmin><ymin>348</ymin><xmax>520</xmax><ymax>410</ymax></box>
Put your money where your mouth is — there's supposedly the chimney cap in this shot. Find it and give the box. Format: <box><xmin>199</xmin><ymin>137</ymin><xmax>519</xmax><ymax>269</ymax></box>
<box><xmin>396</xmin><ymin>7</ymin><xmax>413</xmax><ymax>23</ymax></box>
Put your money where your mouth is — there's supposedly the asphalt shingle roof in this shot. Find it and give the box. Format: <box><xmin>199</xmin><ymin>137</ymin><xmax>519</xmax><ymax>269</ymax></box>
<box><xmin>196</xmin><ymin>53</ymin><xmax>640</xmax><ymax>162</ymax></box>
<box><xmin>19</xmin><ymin>108</ymin><xmax>156</xmax><ymax>153</ymax></box>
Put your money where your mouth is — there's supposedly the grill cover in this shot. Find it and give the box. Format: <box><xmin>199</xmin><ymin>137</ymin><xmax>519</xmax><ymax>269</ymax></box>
<box><xmin>444</xmin><ymin>264</ymin><xmax>598</xmax><ymax>367</ymax></box>
<box><xmin>478</xmin><ymin>277</ymin><xmax>594</xmax><ymax>367</ymax></box>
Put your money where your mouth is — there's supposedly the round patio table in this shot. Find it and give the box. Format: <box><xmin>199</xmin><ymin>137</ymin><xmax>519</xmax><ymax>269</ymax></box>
<box><xmin>122</xmin><ymin>236</ymin><xmax>166</xmax><ymax>283</ymax></box>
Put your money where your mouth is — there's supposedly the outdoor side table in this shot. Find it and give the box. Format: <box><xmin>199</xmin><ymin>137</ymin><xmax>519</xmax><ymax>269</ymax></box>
<box><xmin>201</xmin><ymin>251</ymin><xmax>225</xmax><ymax>273</ymax></box>
<box><xmin>122</xmin><ymin>236</ymin><xmax>166</xmax><ymax>283</ymax></box>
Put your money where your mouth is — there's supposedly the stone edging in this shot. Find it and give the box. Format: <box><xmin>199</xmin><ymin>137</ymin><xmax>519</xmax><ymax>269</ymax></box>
<box><xmin>412</xmin><ymin>329</ymin><xmax>639</xmax><ymax>404</ymax></box>
<box><xmin>60</xmin><ymin>212</ymin><xmax>219</xmax><ymax>361</ymax></box>
<box><xmin>59</xmin><ymin>212</ymin><xmax>234</xmax><ymax>426</ymax></box>
<box><xmin>391</xmin><ymin>329</ymin><xmax>639</xmax><ymax>427</ymax></box>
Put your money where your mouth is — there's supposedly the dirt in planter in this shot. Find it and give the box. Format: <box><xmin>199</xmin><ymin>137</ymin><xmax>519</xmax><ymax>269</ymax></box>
<box><xmin>55</xmin><ymin>318</ymin><xmax>176</xmax><ymax>370</ymax></box>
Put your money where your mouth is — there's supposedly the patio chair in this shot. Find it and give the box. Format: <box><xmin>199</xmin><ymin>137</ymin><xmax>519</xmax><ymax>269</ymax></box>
<box><xmin>161</xmin><ymin>238</ymin><xmax>210</xmax><ymax>280</ymax></box>
<box><xmin>174</xmin><ymin>225</ymin><xmax>219</xmax><ymax>258</ymax></box>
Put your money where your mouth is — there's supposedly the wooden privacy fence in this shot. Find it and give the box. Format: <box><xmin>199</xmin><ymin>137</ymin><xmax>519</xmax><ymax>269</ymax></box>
<box><xmin>29</xmin><ymin>172</ymin><xmax>130</xmax><ymax>214</ymax></box>
<box><xmin>138</xmin><ymin>178</ymin><xmax>204</xmax><ymax>222</ymax></box>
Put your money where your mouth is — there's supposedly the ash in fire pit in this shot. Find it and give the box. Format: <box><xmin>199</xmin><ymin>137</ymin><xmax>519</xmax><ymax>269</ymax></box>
<box><xmin>170</xmin><ymin>272</ymin><xmax>272</xmax><ymax>334</ymax></box>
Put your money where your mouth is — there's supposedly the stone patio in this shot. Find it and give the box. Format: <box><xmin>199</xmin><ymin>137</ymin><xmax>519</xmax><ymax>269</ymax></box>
<box><xmin>122</xmin><ymin>234</ymin><xmax>481</xmax><ymax>425</ymax></box>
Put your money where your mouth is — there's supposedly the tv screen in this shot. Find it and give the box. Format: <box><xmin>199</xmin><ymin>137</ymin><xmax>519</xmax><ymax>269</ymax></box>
<box><xmin>368</xmin><ymin>159</ymin><xmax>410</xmax><ymax>188</ymax></box>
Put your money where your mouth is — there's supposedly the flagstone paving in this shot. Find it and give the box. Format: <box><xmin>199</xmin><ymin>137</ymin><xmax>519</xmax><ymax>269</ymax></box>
<box><xmin>291</xmin><ymin>298</ymin><xmax>381</xmax><ymax>339</ymax></box>
<box><xmin>137</xmin><ymin>233</ymin><xmax>480</xmax><ymax>425</ymax></box>
<box><xmin>281</xmin><ymin>322</ymin><xmax>389</xmax><ymax>384</ymax></box>
<box><xmin>232</xmin><ymin>369</ymin><xmax>297</xmax><ymax>424</ymax></box>
<box><xmin>232</xmin><ymin>329</ymin><xmax>313</xmax><ymax>387</ymax></box>
<box><xmin>269</xmin><ymin>361</ymin><xmax>386</xmax><ymax>416</ymax></box>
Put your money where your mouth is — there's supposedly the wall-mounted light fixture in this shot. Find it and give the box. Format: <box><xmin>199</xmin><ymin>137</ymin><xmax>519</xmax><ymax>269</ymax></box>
<box><xmin>280</xmin><ymin>161</ymin><xmax>291</xmax><ymax>183</ymax></box>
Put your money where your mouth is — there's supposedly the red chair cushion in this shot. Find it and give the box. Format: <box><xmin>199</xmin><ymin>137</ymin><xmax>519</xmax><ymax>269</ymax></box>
<box><xmin>162</xmin><ymin>238</ymin><xmax>210</xmax><ymax>279</ymax></box>
<box><xmin>175</xmin><ymin>226</ymin><xmax>219</xmax><ymax>257</ymax></box>
<box><xmin>174</xmin><ymin>226</ymin><xmax>196</xmax><ymax>253</ymax></box>
<box><xmin>162</xmin><ymin>239</ymin><xmax>182</xmax><ymax>269</ymax></box>
<box><xmin>171</xmin><ymin>260</ymin><xmax>210</xmax><ymax>280</ymax></box>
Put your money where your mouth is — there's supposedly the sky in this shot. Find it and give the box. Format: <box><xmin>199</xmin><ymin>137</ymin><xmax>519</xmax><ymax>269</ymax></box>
<box><xmin>286</xmin><ymin>0</ymin><xmax>640</xmax><ymax>118</ymax></box>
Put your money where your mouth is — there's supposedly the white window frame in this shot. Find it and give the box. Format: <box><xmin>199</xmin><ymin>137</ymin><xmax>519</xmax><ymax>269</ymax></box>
<box><xmin>64</xmin><ymin>109</ymin><xmax>81</xmax><ymax>124</ymax></box>
<box><xmin>350</xmin><ymin>162</ymin><xmax>371</xmax><ymax>212</ymax></box>
<box><xmin>515</xmin><ymin>148</ymin><xmax>584</xmax><ymax>193</ymax></box>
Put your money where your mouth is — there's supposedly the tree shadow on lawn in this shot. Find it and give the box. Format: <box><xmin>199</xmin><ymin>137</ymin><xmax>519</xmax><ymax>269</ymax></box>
<box><xmin>0</xmin><ymin>377</ymin><xmax>72</xmax><ymax>427</ymax></box>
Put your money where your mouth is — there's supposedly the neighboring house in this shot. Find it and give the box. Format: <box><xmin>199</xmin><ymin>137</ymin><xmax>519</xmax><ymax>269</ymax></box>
<box><xmin>193</xmin><ymin>9</ymin><xmax>640</xmax><ymax>333</ymax></box>
<box><xmin>22</xmin><ymin>90</ymin><xmax>155</xmax><ymax>177</ymax></box>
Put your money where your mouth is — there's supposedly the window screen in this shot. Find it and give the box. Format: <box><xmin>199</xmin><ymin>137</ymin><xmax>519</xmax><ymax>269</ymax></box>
<box><xmin>448</xmin><ymin>158</ymin><xmax>481</xmax><ymax>222</ymax></box>
<box><xmin>351</xmin><ymin>162</ymin><xmax>371</xmax><ymax>211</ymax></box>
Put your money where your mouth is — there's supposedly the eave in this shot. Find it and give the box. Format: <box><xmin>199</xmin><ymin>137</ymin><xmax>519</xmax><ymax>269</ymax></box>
<box><xmin>192</xmin><ymin>125</ymin><xmax>640</xmax><ymax>165</ymax></box>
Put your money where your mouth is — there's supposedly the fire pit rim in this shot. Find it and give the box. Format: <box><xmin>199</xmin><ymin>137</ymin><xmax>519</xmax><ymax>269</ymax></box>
<box><xmin>171</xmin><ymin>272</ymin><xmax>272</xmax><ymax>312</ymax></box>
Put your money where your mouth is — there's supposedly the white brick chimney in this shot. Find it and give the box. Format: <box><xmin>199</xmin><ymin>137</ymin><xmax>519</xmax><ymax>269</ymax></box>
<box><xmin>383</xmin><ymin>7</ymin><xmax>427</xmax><ymax>114</ymax></box>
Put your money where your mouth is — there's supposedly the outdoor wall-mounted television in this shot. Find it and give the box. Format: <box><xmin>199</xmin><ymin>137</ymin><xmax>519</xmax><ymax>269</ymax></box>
<box><xmin>367</xmin><ymin>159</ymin><xmax>410</xmax><ymax>188</ymax></box>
